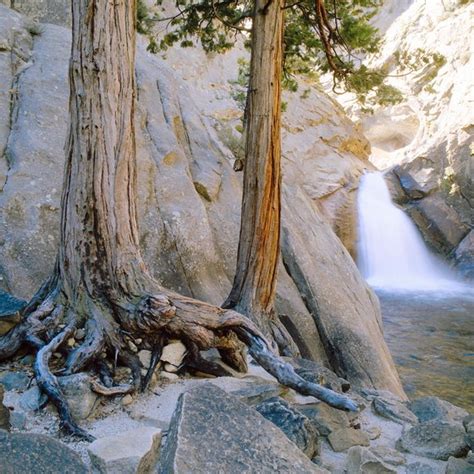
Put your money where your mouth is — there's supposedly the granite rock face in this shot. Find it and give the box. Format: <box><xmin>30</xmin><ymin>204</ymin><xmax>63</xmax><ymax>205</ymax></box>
<box><xmin>0</xmin><ymin>430</ymin><xmax>87</xmax><ymax>473</ymax></box>
<box><xmin>0</xmin><ymin>5</ymin><xmax>403</xmax><ymax>396</ymax></box>
<box><xmin>158</xmin><ymin>383</ymin><xmax>323</xmax><ymax>473</ymax></box>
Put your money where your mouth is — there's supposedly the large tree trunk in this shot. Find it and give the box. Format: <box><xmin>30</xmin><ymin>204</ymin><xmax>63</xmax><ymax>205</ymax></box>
<box><xmin>224</xmin><ymin>0</ymin><xmax>297</xmax><ymax>356</ymax></box>
<box><xmin>0</xmin><ymin>0</ymin><xmax>357</xmax><ymax>440</ymax></box>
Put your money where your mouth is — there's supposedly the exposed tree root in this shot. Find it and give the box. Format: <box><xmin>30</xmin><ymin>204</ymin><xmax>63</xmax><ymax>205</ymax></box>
<box><xmin>0</xmin><ymin>283</ymin><xmax>358</xmax><ymax>441</ymax></box>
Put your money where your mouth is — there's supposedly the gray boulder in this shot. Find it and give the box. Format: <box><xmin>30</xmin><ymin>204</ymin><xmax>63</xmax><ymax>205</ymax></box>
<box><xmin>295</xmin><ymin>402</ymin><xmax>350</xmax><ymax>437</ymax></box>
<box><xmin>57</xmin><ymin>372</ymin><xmax>99</xmax><ymax>420</ymax></box>
<box><xmin>19</xmin><ymin>385</ymin><xmax>47</xmax><ymax>411</ymax></box>
<box><xmin>0</xmin><ymin>371</ymin><xmax>30</xmax><ymax>391</ymax></box>
<box><xmin>372</xmin><ymin>396</ymin><xmax>418</xmax><ymax>425</ymax></box>
<box><xmin>446</xmin><ymin>456</ymin><xmax>474</xmax><ymax>474</ymax></box>
<box><xmin>255</xmin><ymin>397</ymin><xmax>319</xmax><ymax>458</ymax></box>
<box><xmin>408</xmin><ymin>396</ymin><xmax>469</xmax><ymax>424</ymax></box>
<box><xmin>158</xmin><ymin>383</ymin><xmax>323</xmax><ymax>473</ymax></box>
<box><xmin>327</xmin><ymin>427</ymin><xmax>370</xmax><ymax>452</ymax></box>
<box><xmin>0</xmin><ymin>430</ymin><xmax>87</xmax><ymax>473</ymax></box>
<box><xmin>88</xmin><ymin>427</ymin><xmax>162</xmax><ymax>474</ymax></box>
<box><xmin>406</xmin><ymin>462</ymin><xmax>437</xmax><ymax>474</ymax></box>
<box><xmin>398</xmin><ymin>420</ymin><xmax>469</xmax><ymax>460</ymax></box>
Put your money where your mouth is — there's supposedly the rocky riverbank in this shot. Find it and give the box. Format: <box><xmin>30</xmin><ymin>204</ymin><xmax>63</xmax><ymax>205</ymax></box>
<box><xmin>1</xmin><ymin>345</ymin><xmax>472</xmax><ymax>473</ymax></box>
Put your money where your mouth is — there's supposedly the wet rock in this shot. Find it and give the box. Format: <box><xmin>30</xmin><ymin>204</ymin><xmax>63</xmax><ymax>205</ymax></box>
<box><xmin>0</xmin><ymin>371</ymin><xmax>30</xmax><ymax>391</ymax></box>
<box><xmin>455</xmin><ymin>230</ymin><xmax>474</xmax><ymax>279</ymax></box>
<box><xmin>392</xmin><ymin>165</ymin><xmax>427</xmax><ymax>200</ymax></box>
<box><xmin>0</xmin><ymin>385</ymin><xmax>10</xmax><ymax>430</ymax></box>
<box><xmin>369</xmin><ymin>445</ymin><xmax>406</xmax><ymax>466</ymax></box>
<box><xmin>327</xmin><ymin>427</ymin><xmax>370</xmax><ymax>452</ymax></box>
<box><xmin>446</xmin><ymin>456</ymin><xmax>473</xmax><ymax>474</ymax></box>
<box><xmin>57</xmin><ymin>373</ymin><xmax>98</xmax><ymax>420</ymax></box>
<box><xmin>296</xmin><ymin>402</ymin><xmax>350</xmax><ymax>436</ymax></box>
<box><xmin>88</xmin><ymin>427</ymin><xmax>162</xmax><ymax>474</ymax></box>
<box><xmin>372</xmin><ymin>396</ymin><xmax>418</xmax><ymax>425</ymax></box>
<box><xmin>255</xmin><ymin>397</ymin><xmax>319</xmax><ymax>458</ymax></box>
<box><xmin>0</xmin><ymin>290</ymin><xmax>25</xmax><ymax>335</ymax></box>
<box><xmin>408</xmin><ymin>396</ymin><xmax>469</xmax><ymax>424</ymax></box>
<box><xmin>19</xmin><ymin>386</ymin><xmax>47</xmax><ymax>411</ymax></box>
<box><xmin>0</xmin><ymin>430</ymin><xmax>87</xmax><ymax>473</ymax></box>
<box><xmin>158</xmin><ymin>383</ymin><xmax>322</xmax><ymax>473</ymax></box>
<box><xmin>398</xmin><ymin>420</ymin><xmax>469</xmax><ymax>460</ymax></box>
<box><xmin>345</xmin><ymin>446</ymin><xmax>397</xmax><ymax>473</ymax></box>
<box><xmin>160</xmin><ymin>341</ymin><xmax>187</xmax><ymax>368</ymax></box>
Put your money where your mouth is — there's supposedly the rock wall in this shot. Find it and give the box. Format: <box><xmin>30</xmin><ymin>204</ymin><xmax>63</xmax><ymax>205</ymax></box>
<box><xmin>0</xmin><ymin>5</ymin><xmax>404</xmax><ymax>396</ymax></box>
<box><xmin>338</xmin><ymin>0</ymin><xmax>473</xmax><ymax>277</ymax></box>
<box><xmin>0</xmin><ymin>0</ymin><xmax>71</xmax><ymax>26</ymax></box>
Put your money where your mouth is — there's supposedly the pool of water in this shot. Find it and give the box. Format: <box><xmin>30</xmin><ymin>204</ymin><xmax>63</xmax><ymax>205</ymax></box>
<box><xmin>377</xmin><ymin>289</ymin><xmax>474</xmax><ymax>411</ymax></box>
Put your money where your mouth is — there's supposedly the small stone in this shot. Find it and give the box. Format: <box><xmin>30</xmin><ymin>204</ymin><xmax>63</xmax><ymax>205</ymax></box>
<box><xmin>160</xmin><ymin>371</ymin><xmax>179</xmax><ymax>382</ymax></box>
<box><xmin>53</xmin><ymin>352</ymin><xmax>62</xmax><ymax>359</ymax></box>
<box><xmin>20</xmin><ymin>354</ymin><xmax>35</xmax><ymax>365</ymax></box>
<box><xmin>398</xmin><ymin>420</ymin><xmax>469</xmax><ymax>460</ymax></box>
<box><xmin>164</xmin><ymin>363</ymin><xmax>178</xmax><ymax>373</ymax></box>
<box><xmin>446</xmin><ymin>456</ymin><xmax>473</xmax><ymax>474</ymax></box>
<box><xmin>128</xmin><ymin>340</ymin><xmax>138</xmax><ymax>353</ymax></box>
<box><xmin>0</xmin><ymin>371</ymin><xmax>30</xmax><ymax>391</ymax></box>
<box><xmin>373</xmin><ymin>396</ymin><xmax>418</xmax><ymax>425</ymax></box>
<box><xmin>75</xmin><ymin>328</ymin><xmax>85</xmax><ymax>340</ymax></box>
<box><xmin>140</xmin><ymin>368</ymin><xmax>148</xmax><ymax>377</ymax></box>
<box><xmin>67</xmin><ymin>338</ymin><xmax>75</xmax><ymax>348</ymax></box>
<box><xmin>135</xmin><ymin>338</ymin><xmax>143</xmax><ymax>345</ymax></box>
<box><xmin>88</xmin><ymin>427</ymin><xmax>162</xmax><ymax>474</ymax></box>
<box><xmin>346</xmin><ymin>446</ymin><xmax>397</xmax><ymax>473</ymax></box>
<box><xmin>327</xmin><ymin>427</ymin><xmax>370</xmax><ymax>452</ymax></box>
<box><xmin>366</xmin><ymin>426</ymin><xmax>381</xmax><ymax>440</ymax></box>
<box><xmin>138</xmin><ymin>350</ymin><xmax>152</xmax><ymax>368</ymax></box>
<box><xmin>122</xmin><ymin>394</ymin><xmax>133</xmax><ymax>406</ymax></box>
<box><xmin>19</xmin><ymin>386</ymin><xmax>48</xmax><ymax>411</ymax></box>
<box><xmin>57</xmin><ymin>373</ymin><xmax>99</xmax><ymax>420</ymax></box>
<box><xmin>160</xmin><ymin>341</ymin><xmax>187</xmax><ymax>367</ymax></box>
<box><xmin>256</xmin><ymin>397</ymin><xmax>320</xmax><ymax>458</ymax></box>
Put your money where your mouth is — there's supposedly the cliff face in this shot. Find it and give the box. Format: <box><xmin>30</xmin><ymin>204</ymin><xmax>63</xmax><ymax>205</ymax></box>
<box><xmin>0</xmin><ymin>5</ymin><xmax>404</xmax><ymax>395</ymax></box>
<box><xmin>339</xmin><ymin>0</ymin><xmax>473</xmax><ymax>277</ymax></box>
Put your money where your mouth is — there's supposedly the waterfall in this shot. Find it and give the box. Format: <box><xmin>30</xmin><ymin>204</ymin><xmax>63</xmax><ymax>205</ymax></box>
<box><xmin>357</xmin><ymin>171</ymin><xmax>463</xmax><ymax>291</ymax></box>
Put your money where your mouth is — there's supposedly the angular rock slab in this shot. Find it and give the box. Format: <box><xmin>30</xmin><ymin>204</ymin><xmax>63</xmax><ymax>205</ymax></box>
<box><xmin>345</xmin><ymin>446</ymin><xmax>397</xmax><ymax>473</ymax></box>
<box><xmin>158</xmin><ymin>383</ymin><xmax>323</xmax><ymax>473</ymax></box>
<box><xmin>0</xmin><ymin>430</ymin><xmax>87</xmax><ymax>473</ymax></box>
<box><xmin>398</xmin><ymin>420</ymin><xmax>469</xmax><ymax>461</ymax></box>
<box><xmin>408</xmin><ymin>396</ymin><xmax>469</xmax><ymax>424</ymax></box>
<box><xmin>88</xmin><ymin>427</ymin><xmax>162</xmax><ymax>474</ymax></box>
<box><xmin>372</xmin><ymin>396</ymin><xmax>418</xmax><ymax>425</ymax></box>
<box><xmin>327</xmin><ymin>427</ymin><xmax>370</xmax><ymax>452</ymax></box>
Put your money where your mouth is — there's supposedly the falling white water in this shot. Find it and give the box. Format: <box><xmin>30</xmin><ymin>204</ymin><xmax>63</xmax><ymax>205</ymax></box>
<box><xmin>357</xmin><ymin>171</ymin><xmax>464</xmax><ymax>291</ymax></box>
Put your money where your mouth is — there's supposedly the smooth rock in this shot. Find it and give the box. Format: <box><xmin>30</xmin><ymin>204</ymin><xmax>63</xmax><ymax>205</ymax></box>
<box><xmin>372</xmin><ymin>396</ymin><xmax>418</xmax><ymax>425</ymax></box>
<box><xmin>163</xmin><ymin>363</ymin><xmax>179</xmax><ymax>373</ymax></box>
<box><xmin>345</xmin><ymin>446</ymin><xmax>397</xmax><ymax>473</ymax></box>
<box><xmin>88</xmin><ymin>427</ymin><xmax>162</xmax><ymax>474</ymax></box>
<box><xmin>0</xmin><ymin>371</ymin><xmax>30</xmax><ymax>391</ymax></box>
<box><xmin>57</xmin><ymin>373</ymin><xmax>98</xmax><ymax>420</ymax></box>
<box><xmin>0</xmin><ymin>430</ymin><xmax>87</xmax><ymax>473</ymax></box>
<box><xmin>19</xmin><ymin>386</ymin><xmax>47</xmax><ymax>411</ymax></box>
<box><xmin>406</xmin><ymin>462</ymin><xmax>437</xmax><ymax>474</ymax></box>
<box><xmin>0</xmin><ymin>385</ymin><xmax>9</xmax><ymax>430</ymax></box>
<box><xmin>327</xmin><ymin>427</ymin><xmax>370</xmax><ymax>452</ymax></box>
<box><xmin>255</xmin><ymin>397</ymin><xmax>319</xmax><ymax>458</ymax></box>
<box><xmin>122</xmin><ymin>395</ymin><xmax>133</xmax><ymax>407</ymax></box>
<box><xmin>160</xmin><ymin>341</ymin><xmax>187</xmax><ymax>368</ymax></box>
<box><xmin>9</xmin><ymin>410</ymin><xmax>27</xmax><ymax>430</ymax></box>
<box><xmin>408</xmin><ymin>396</ymin><xmax>469</xmax><ymax>424</ymax></box>
<box><xmin>398</xmin><ymin>420</ymin><xmax>469</xmax><ymax>460</ymax></box>
<box><xmin>296</xmin><ymin>402</ymin><xmax>351</xmax><ymax>436</ymax></box>
<box><xmin>158</xmin><ymin>383</ymin><xmax>322</xmax><ymax>473</ymax></box>
<box><xmin>446</xmin><ymin>456</ymin><xmax>474</xmax><ymax>474</ymax></box>
<box><xmin>369</xmin><ymin>445</ymin><xmax>406</xmax><ymax>466</ymax></box>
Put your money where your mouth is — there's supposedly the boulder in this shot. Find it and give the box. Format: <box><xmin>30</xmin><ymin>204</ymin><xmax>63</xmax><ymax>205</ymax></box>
<box><xmin>255</xmin><ymin>397</ymin><xmax>319</xmax><ymax>458</ymax></box>
<box><xmin>327</xmin><ymin>427</ymin><xmax>370</xmax><ymax>452</ymax></box>
<box><xmin>0</xmin><ymin>371</ymin><xmax>30</xmax><ymax>391</ymax></box>
<box><xmin>158</xmin><ymin>383</ymin><xmax>323</xmax><ymax>473</ymax></box>
<box><xmin>19</xmin><ymin>386</ymin><xmax>47</xmax><ymax>411</ymax></box>
<box><xmin>406</xmin><ymin>462</ymin><xmax>437</xmax><ymax>474</ymax></box>
<box><xmin>455</xmin><ymin>230</ymin><xmax>474</xmax><ymax>279</ymax></box>
<box><xmin>464</xmin><ymin>416</ymin><xmax>474</xmax><ymax>450</ymax></box>
<box><xmin>0</xmin><ymin>430</ymin><xmax>87</xmax><ymax>473</ymax></box>
<box><xmin>372</xmin><ymin>396</ymin><xmax>418</xmax><ymax>425</ymax></box>
<box><xmin>398</xmin><ymin>420</ymin><xmax>469</xmax><ymax>460</ymax></box>
<box><xmin>369</xmin><ymin>445</ymin><xmax>406</xmax><ymax>466</ymax></box>
<box><xmin>295</xmin><ymin>402</ymin><xmax>350</xmax><ymax>437</ymax></box>
<box><xmin>345</xmin><ymin>446</ymin><xmax>397</xmax><ymax>473</ymax></box>
<box><xmin>408</xmin><ymin>396</ymin><xmax>469</xmax><ymax>424</ymax></box>
<box><xmin>446</xmin><ymin>456</ymin><xmax>474</xmax><ymax>474</ymax></box>
<box><xmin>87</xmin><ymin>427</ymin><xmax>162</xmax><ymax>474</ymax></box>
<box><xmin>392</xmin><ymin>166</ymin><xmax>427</xmax><ymax>200</ymax></box>
<box><xmin>0</xmin><ymin>385</ymin><xmax>10</xmax><ymax>430</ymax></box>
<box><xmin>0</xmin><ymin>289</ymin><xmax>25</xmax><ymax>335</ymax></box>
